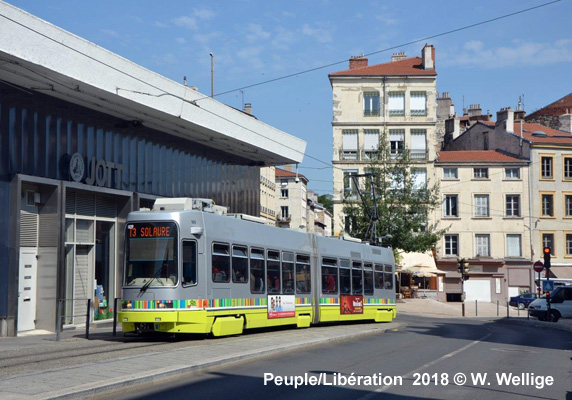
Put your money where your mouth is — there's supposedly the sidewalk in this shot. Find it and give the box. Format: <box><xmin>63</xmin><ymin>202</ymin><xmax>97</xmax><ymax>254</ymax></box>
<box><xmin>0</xmin><ymin>320</ymin><xmax>399</xmax><ymax>400</ymax></box>
<box><xmin>0</xmin><ymin>300</ymin><xmax>569</xmax><ymax>400</ymax></box>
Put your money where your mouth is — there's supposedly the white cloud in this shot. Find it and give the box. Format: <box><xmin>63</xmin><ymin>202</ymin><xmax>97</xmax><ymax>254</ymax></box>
<box><xmin>153</xmin><ymin>21</ymin><xmax>169</xmax><ymax>28</ymax></box>
<box><xmin>236</xmin><ymin>46</ymin><xmax>266</xmax><ymax>70</ymax></box>
<box><xmin>193</xmin><ymin>8</ymin><xmax>215</xmax><ymax>20</ymax></box>
<box><xmin>375</xmin><ymin>13</ymin><xmax>398</xmax><ymax>25</ymax></box>
<box><xmin>444</xmin><ymin>39</ymin><xmax>572</xmax><ymax>68</ymax></box>
<box><xmin>176</xmin><ymin>37</ymin><xmax>186</xmax><ymax>44</ymax></box>
<box><xmin>193</xmin><ymin>31</ymin><xmax>222</xmax><ymax>45</ymax></box>
<box><xmin>153</xmin><ymin>53</ymin><xmax>178</xmax><ymax>65</ymax></box>
<box><xmin>281</xmin><ymin>11</ymin><xmax>296</xmax><ymax>18</ymax></box>
<box><xmin>173</xmin><ymin>16</ymin><xmax>198</xmax><ymax>30</ymax></box>
<box><xmin>246</xmin><ymin>23</ymin><xmax>271</xmax><ymax>42</ymax></box>
<box><xmin>101</xmin><ymin>29</ymin><xmax>121</xmax><ymax>39</ymax></box>
<box><xmin>301</xmin><ymin>23</ymin><xmax>333</xmax><ymax>44</ymax></box>
<box><xmin>272</xmin><ymin>26</ymin><xmax>297</xmax><ymax>50</ymax></box>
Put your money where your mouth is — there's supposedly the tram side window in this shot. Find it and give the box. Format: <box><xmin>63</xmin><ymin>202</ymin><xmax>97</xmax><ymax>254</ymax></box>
<box><xmin>296</xmin><ymin>254</ymin><xmax>311</xmax><ymax>294</ymax></box>
<box><xmin>267</xmin><ymin>250</ymin><xmax>281</xmax><ymax>294</ymax></box>
<box><xmin>384</xmin><ymin>265</ymin><xmax>394</xmax><ymax>290</ymax></box>
<box><xmin>352</xmin><ymin>261</ymin><xmax>363</xmax><ymax>295</ymax></box>
<box><xmin>363</xmin><ymin>263</ymin><xmax>374</xmax><ymax>295</ymax></box>
<box><xmin>212</xmin><ymin>243</ymin><xmax>230</xmax><ymax>283</ymax></box>
<box><xmin>374</xmin><ymin>264</ymin><xmax>384</xmax><ymax>289</ymax></box>
<box><xmin>250</xmin><ymin>248</ymin><xmax>265</xmax><ymax>293</ymax></box>
<box><xmin>282</xmin><ymin>251</ymin><xmax>295</xmax><ymax>294</ymax></box>
<box><xmin>232</xmin><ymin>245</ymin><xmax>248</xmax><ymax>283</ymax></box>
<box><xmin>339</xmin><ymin>259</ymin><xmax>351</xmax><ymax>294</ymax></box>
<box><xmin>182</xmin><ymin>240</ymin><xmax>197</xmax><ymax>286</ymax></box>
<box><xmin>321</xmin><ymin>258</ymin><xmax>338</xmax><ymax>294</ymax></box>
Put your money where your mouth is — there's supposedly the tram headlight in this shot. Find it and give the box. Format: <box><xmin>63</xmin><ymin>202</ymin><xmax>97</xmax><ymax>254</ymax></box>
<box><xmin>123</xmin><ymin>318</ymin><xmax>128</xmax><ymax>322</ymax></box>
<box><xmin>155</xmin><ymin>317</ymin><xmax>161</xmax><ymax>322</ymax></box>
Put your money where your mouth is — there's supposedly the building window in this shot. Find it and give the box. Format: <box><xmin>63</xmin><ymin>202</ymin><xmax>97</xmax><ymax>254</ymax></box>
<box><xmin>388</xmin><ymin>92</ymin><xmax>405</xmax><ymax>116</ymax></box>
<box><xmin>363</xmin><ymin>92</ymin><xmax>380</xmax><ymax>116</ymax></box>
<box><xmin>564</xmin><ymin>157</ymin><xmax>572</xmax><ymax>180</ymax></box>
<box><xmin>389</xmin><ymin>129</ymin><xmax>404</xmax><ymax>157</ymax></box>
<box><xmin>281</xmin><ymin>206</ymin><xmax>289</xmax><ymax>219</ymax></box>
<box><xmin>475</xmin><ymin>234</ymin><xmax>490</xmax><ymax>257</ymax></box>
<box><xmin>443</xmin><ymin>168</ymin><xmax>458</xmax><ymax>179</ymax></box>
<box><xmin>444</xmin><ymin>235</ymin><xmax>458</xmax><ymax>256</ymax></box>
<box><xmin>506</xmin><ymin>234</ymin><xmax>522</xmax><ymax>257</ymax></box>
<box><xmin>342</xmin><ymin>129</ymin><xmax>358</xmax><ymax>160</ymax></box>
<box><xmin>343</xmin><ymin>169</ymin><xmax>358</xmax><ymax>198</ymax></box>
<box><xmin>363</xmin><ymin>129</ymin><xmax>379</xmax><ymax>159</ymax></box>
<box><xmin>410</xmin><ymin>92</ymin><xmax>427</xmax><ymax>116</ymax></box>
<box><xmin>505</xmin><ymin>168</ymin><xmax>520</xmax><ymax>179</ymax></box>
<box><xmin>542</xmin><ymin>233</ymin><xmax>555</xmax><ymax>255</ymax></box>
<box><xmin>566</xmin><ymin>233</ymin><xmax>572</xmax><ymax>256</ymax></box>
<box><xmin>541</xmin><ymin>156</ymin><xmax>553</xmax><ymax>179</ymax></box>
<box><xmin>410</xmin><ymin>129</ymin><xmax>427</xmax><ymax>160</ymax></box>
<box><xmin>281</xmin><ymin>189</ymin><xmax>289</xmax><ymax>198</ymax></box>
<box><xmin>474</xmin><ymin>194</ymin><xmax>489</xmax><ymax>217</ymax></box>
<box><xmin>565</xmin><ymin>194</ymin><xmax>572</xmax><ymax>217</ymax></box>
<box><xmin>541</xmin><ymin>193</ymin><xmax>554</xmax><ymax>217</ymax></box>
<box><xmin>506</xmin><ymin>195</ymin><xmax>520</xmax><ymax>217</ymax></box>
<box><xmin>412</xmin><ymin>168</ymin><xmax>427</xmax><ymax>190</ymax></box>
<box><xmin>444</xmin><ymin>195</ymin><xmax>458</xmax><ymax>217</ymax></box>
<box><xmin>473</xmin><ymin>168</ymin><xmax>488</xmax><ymax>179</ymax></box>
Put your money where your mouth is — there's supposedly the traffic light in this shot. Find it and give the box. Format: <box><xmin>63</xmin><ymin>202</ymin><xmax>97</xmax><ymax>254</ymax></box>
<box><xmin>459</xmin><ymin>258</ymin><xmax>470</xmax><ymax>281</ymax></box>
<box><xmin>543</xmin><ymin>247</ymin><xmax>551</xmax><ymax>270</ymax></box>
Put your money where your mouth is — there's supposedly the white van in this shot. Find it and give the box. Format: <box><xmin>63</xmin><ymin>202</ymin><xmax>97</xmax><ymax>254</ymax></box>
<box><xmin>528</xmin><ymin>286</ymin><xmax>572</xmax><ymax>322</ymax></box>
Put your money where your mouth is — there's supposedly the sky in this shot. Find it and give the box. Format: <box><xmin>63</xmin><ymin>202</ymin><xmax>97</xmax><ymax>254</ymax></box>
<box><xmin>5</xmin><ymin>0</ymin><xmax>572</xmax><ymax>196</ymax></box>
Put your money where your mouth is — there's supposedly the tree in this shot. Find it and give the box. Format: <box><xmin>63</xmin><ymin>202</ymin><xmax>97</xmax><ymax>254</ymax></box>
<box><xmin>317</xmin><ymin>194</ymin><xmax>333</xmax><ymax>214</ymax></box>
<box><xmin>343</xmin><ymin>132</ymin><xmax>446</xmax><ymax>252</ymax></box>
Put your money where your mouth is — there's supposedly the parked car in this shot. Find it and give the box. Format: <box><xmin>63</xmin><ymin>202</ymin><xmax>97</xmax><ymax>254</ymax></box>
<box><xmin>509</xmin><ymin>292</ymin><xmax>538</xmax><ymax>309</ymax></box>
<box><xmin>528</xmin><ymin>286</ymin><xmax>572</xmax><ymax>322</ymax></box>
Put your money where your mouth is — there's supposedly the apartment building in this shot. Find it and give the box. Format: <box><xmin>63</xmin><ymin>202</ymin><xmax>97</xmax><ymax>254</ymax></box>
<box><xmin>260</xmin><ymin>166</ymin><xmax>277</xmax><ymax>225</ymax></box>
<box><xmin>275</xmin><ymin>167</ymin><xmax>308</xmax><ymax>231</ymax></box>
<box><xmin>434</xmin><ymin>150</ymin><xmax>531</xmax><ymax>302</ymax></box>
<box><xmin>329</xmin><ymin>45</ymin><xmax>439</xmax><ymax>236</ymax></box>
<box><xmin>442</xmin><ymin>107</ymin><xmax>572</xmax><ymax>294</ymax></box>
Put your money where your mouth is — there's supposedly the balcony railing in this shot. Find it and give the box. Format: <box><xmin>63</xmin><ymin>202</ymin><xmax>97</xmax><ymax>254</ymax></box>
<box><xmin>363</xmin><ymin>109</ymin><xmax>380</xmax><ymax>117</ymax></box>
<box><xmin>410</xmin><ymin>149</ymin><xmax>428</xmax><ymax>161</ymax></box>
<box><xmin>338</xmin><ymin>149</ymin><xmax>427</xmax><ymax>161</ymax></box>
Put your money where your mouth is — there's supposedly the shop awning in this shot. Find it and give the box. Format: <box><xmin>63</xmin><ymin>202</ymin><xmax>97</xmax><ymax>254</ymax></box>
<box><xmin>397</xmin><ymin>250</ymin><xmax>439</xmax><ymax>276</ymax></box>
<box><xmin>550</xmin><ymin>266</ymin><xmax>572</xmax><ymax>280</ymax></box>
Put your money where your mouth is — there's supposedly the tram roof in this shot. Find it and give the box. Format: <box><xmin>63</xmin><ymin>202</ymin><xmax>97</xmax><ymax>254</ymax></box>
<box><xmin>0</xmin><ymin>3</ymin><xmax>306</xmax><ymax>166</ymax></box>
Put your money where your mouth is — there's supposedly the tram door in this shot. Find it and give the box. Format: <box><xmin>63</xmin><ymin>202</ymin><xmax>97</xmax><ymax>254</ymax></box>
<box><xmin>18</xmin><ymin>248</ymin><xmax>38</xmax><ymax>332</ymax></box>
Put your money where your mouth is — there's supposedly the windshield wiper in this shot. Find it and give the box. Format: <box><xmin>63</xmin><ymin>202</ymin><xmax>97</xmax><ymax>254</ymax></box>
<box><xmin>140</xmin><ymin>247</ymin><xmax>170</xmax><ymax>294</ymax></box>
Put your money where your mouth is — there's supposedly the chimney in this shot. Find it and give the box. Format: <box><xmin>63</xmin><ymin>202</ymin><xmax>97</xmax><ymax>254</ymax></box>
<box><xmin>514</xmin><ymin>96</ymin><xmax>525</xmax><ymax>121</ymax></box>
<box><xmin>243</xmin><ymin>103</ymin><xmax>252</xmax><ymax>115</ymax></box>
<box><xmin>349</xmin><ymin>55</ymin><xmax>368</xmax><ymax>70</ymax></box>
<box><xmin>437</xmin><ymin>92</ymin><xmax>454</xmax><ymax>119</ymax></box>
<box><xmin>445</xmin><ymin>117</ymin><xmax>461</xmax><ymax>140</ymax></box>
<box><xmin>559</xmin><ymin>112</ymin><xmax>572</xmax><ymax>134</ymax></box>
<box><xmin>496</xmin><ymin>107</ymin><xmax>514</xmax><ymax>134</ymax></box>
<box><xmin>422</xmin><ymin>44</ymin><xmax>435</xmax><ymax>70</ymax></box>
<box><xmin>468</xmin><ymin>104</ymin><xmax>482</xmax><ymax>118</ymax></box>
<box><xmin>391</xmin><ymin>51</ymin><xmax>407</xmax><ymax>62</ymax></box>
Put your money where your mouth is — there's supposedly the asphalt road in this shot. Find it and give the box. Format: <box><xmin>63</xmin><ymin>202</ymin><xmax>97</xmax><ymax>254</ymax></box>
<box><xmin>100</xmin><ymin>316</ymin><xmax>572</xmax><ymax>400</ymax></box>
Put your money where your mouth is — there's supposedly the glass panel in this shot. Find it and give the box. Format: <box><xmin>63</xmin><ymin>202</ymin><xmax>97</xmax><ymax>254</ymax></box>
<box><xmin>125</xmin><ymin>222</ymin><xmax>178</xmax><ymax>287</ymax></box>
<box><xmin>339</xmin><ymin>267</ymin><xmax>351</xmax><ymax>294</ymax></box>
<box><xmin>95</xmin><ymin>221</ymin><xmax>114</xmax><ymax>320</ymax></box>
<box><xmin>296</xmin><ymin>254</ymin><xmax>311</xmax><ymax>294</ymax></box>
<box><xmin>182</xmin><ymin>241</ymin><xmax>197</xmax><ymax>286</ymax></box>
<box><xmin>232</xmin><ymin>245</ymin><xmax>248</xmax><ymax>283</ymax></box>
<box><xmin>250</xmin><ymin>248</ymin><xmax>265</xmax><ymax>293</ymax></box>
<box><xmin>322</xmin><ymin>261</ymin><xmax>338</xmax><ymax>294</ymax></box>
<box><xmin>282</xmin><ymin>251</ymin><xmax>294</xmax><ymax>294</ymax></box>
<box><xmin>267</xmin><ymin>250</ymin><xmax>281</xmax><ymax>294</ymax></box>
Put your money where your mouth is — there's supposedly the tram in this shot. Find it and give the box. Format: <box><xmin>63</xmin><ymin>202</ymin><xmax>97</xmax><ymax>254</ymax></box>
<box><xmin>118</xmin><ymin>198</ymin><xmax>396</xmax><ymax>337</ymax></box>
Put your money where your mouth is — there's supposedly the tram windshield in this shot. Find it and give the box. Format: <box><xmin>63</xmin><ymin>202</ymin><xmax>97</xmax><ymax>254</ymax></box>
<box><xmin>124</xmin><ymin>222</ymin><xmax>178</xmax><ymax>287</ymax></box>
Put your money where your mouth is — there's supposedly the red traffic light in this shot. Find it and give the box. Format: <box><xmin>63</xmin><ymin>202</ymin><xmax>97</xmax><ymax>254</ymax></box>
<box><xmin>543</xmin><ymin>246</ymin><xmax>551</xmax><ymax>255</ymax></box>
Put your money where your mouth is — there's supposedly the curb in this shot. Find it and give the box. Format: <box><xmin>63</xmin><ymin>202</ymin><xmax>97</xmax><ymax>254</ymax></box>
<box><xmin>38</xmin><ymin>322</ymin><xmax>401</xmax><ymax>400</ymax></box>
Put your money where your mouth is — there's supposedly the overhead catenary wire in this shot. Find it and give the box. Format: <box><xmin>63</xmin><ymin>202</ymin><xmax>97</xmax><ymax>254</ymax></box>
<box><xmin>0</xmin><ymin>0</ymin><xmax>564</xmax><ymax>189</ymax></box>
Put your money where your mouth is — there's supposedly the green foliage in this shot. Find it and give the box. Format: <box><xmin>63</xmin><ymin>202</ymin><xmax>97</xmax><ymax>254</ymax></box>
<box><xmin>343</xmin><ymin>132</ymin><xmax>446</xmax><ymax>252</ymax></box>
<box><xmin>317</xmin><ymin>194</ymin><xmax>333</xmax><ymax>214</ymax></box>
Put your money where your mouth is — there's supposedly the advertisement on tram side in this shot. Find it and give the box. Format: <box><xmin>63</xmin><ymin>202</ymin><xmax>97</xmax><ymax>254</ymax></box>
<box><xmin>267</xmin><ymin>295</ymin><xmax>296</xmax><ymax>318</ymax></box>
<box><xmin>340</xmin><ymin>295</ymin><xmax>363</xmax><ymax>314</ymax></box>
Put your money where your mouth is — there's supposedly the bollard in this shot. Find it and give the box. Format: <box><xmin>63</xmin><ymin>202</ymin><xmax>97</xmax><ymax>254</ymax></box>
<box><xmin>497</xmin><ymin>300</ymin><xmax>499</xmax><ymax>316</ymax></box>
<box><xmin>475</xmin><ymin>300</ymin><xmax>478</xmax><ymax>316</ymax></box>
<box><xmin>506</xmin><ymin>301</ymin><xmax>509</xmax><ymax>318</ymax></box>
<box><xmin>527</xmin><ymin>307</ymin><xmax>530</xmax><ymax>320</ymax></box>
<box><xmin>56</xmin><ymin>299</ymin><xmax>63</xmax><ymax>342</ymax></box>
<box><xmin>517</xmin><ymin>306</ymin><xmax>520</xmax><ymax>317</ymax></box>
<box><xmin>113</xmin><ymin>298</ymin><xmax>119</xmax><ymax>336</ymax></box>
<box><xmin>86</xmin><ymin>298</ymin><xmax>91</xmax><ymax>339</ymax></box>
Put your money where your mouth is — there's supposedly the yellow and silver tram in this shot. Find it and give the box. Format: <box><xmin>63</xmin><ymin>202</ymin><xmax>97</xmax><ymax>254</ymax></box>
<box><xmin>118</xmin><ymin>198</ymin><xmax>396</xmax><ymax>337</ymax></box>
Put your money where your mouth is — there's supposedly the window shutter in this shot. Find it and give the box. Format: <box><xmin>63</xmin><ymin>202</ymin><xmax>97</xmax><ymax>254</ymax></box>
<box><xmin>410</xmin><ymin>130</ymin><xmax>426</xmax><ymax>150</ymax></box>
<box><xmin>363</xmin><ymin>130</ymin><xmax>379</xmax><ymax>150</ymax></box>
<box><xmin>410</xmin><ymin>92</ymin><xmax>426</xmax><ymax>114</ymax></box>
<box><xmin>388</xmin><ymin>93</ymin><xmax>404</xmax><ymax>112</ymax></box>
<box><xmin>342</xmin><ymin>130</ymin><xmax>358</xmax><ymax>150</ymax></box>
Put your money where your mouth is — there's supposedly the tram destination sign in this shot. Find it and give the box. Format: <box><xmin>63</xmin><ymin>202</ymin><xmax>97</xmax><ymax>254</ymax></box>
<box><xmin>127</xmin><ymin>223</ymin><xmax>176</xmax><ymax>238</ymax></box>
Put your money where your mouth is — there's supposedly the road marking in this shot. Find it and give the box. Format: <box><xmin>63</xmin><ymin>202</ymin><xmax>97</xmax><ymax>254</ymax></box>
<box><xmin>356</xmin><ymin>332</ymin><xmax>492</xmax><ymax>400</ymax></box>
